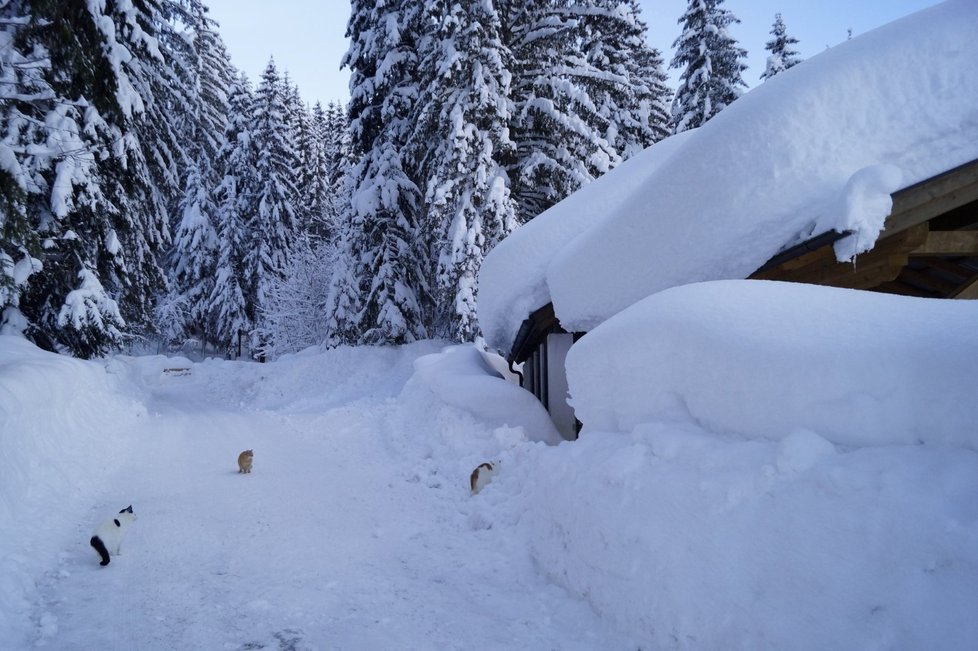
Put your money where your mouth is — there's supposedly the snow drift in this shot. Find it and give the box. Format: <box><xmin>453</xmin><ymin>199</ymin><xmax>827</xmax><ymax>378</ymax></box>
<box><xmin>1</xmin><ymin>333</ymin><xmax>977</xmax><ymax>649</ymax></box>
<box><xmin>0</xmin><ymin>337</ymin><xmax>146</xmax><ymax>639</ymax></box>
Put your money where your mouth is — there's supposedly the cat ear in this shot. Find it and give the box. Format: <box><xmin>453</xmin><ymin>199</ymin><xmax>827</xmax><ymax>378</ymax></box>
<box><xmin>123</xmin><ymin>505</ymin><xmax>133</xmax><ymax>513</ymax></box>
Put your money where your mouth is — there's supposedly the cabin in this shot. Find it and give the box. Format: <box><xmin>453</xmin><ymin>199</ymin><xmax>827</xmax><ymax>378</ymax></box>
<box><xmin>478</xmin><ymin>3</ymin><xmax>978</xmax><ymax>440</ymax></box>
<box><xmin>505</xmin><ymin>158</ymin><xmax>978</xmax><ymax>440</ymax></box>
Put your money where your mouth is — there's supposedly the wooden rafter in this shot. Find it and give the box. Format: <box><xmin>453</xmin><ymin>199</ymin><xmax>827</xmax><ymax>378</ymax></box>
<box><xmin>910</xmin><ymin>230</ymin><xmax>978</xmax><ymax>256</ymax></box>
<box><xmin>884</xmin><ymin>159</ymin><xmax>978</xmax><ymax>236</ymax></box>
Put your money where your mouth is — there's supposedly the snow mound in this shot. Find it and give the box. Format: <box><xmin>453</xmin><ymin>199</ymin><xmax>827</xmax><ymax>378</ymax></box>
<box><xmin>409</xmin><ymin>344</ymin><xmax>562</xmax><ymax>445</ymax></box>
<box><xmin>566</xmin><ymin>279</ymin><xmax>978</xmax><ymax>449</ymax></box>
<box><xmin>0</xmin><ymin>336</ymin><xmax>146</xmax><ymax>638</ymax></box>
<box><xmin>520</xmin><ymin>422</ymin><xmax>978</xmax><ymax>650</ymax></box>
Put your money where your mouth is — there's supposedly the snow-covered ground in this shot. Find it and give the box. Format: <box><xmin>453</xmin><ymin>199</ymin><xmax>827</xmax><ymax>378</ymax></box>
<box><xmin>0</xmin><ymin>337</ymin><xmax>628</xmax><ymax>650</ymax></box>
<box><xmin>3</xmin><ymin>282</ymin><xmax>978</xmax><ymax>650</ymax></box>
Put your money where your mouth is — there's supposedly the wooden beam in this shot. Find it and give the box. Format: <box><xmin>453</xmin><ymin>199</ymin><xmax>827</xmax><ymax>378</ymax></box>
<box><xmin>909</xmin><ymin>256</ymin><xmax>976</xmax><ymax>280</ymax></box>
<box><xmin>825</xmin><ymin>254</ymin><xmax>908</xmax><ymax>290</ymax></box>
<box><xmin>875</xmin><ymin>280</ymin><xmax>933</xmax><ymax>298</ymax></box>
<box><xmin>751</xmin><ymin>223</ymin><xmax>928</xmax><ymax>287</ymax></box>
<box><xmin>910</xmin><ymin>230</ymin><xmax>978</xmax><ymax>256</ymax></box>
<box><xmin>884</xmin><ymin>159</ymin><xmax>978</xmax><ymax>236</ymax></box>
<box><xmin>895</xmin><ymin>268</ymin><xmax>960</xmax><ymax>295</ymax></box>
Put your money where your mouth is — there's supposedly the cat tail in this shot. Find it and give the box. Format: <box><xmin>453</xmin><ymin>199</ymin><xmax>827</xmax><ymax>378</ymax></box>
<box><xmin>90</xmin><ymin>535</ymin><xmax>110</xmax><ymax>566</ymax></box>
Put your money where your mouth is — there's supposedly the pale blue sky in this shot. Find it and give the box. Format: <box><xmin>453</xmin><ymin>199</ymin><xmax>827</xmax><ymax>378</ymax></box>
<box><xmin>204</xmin><ymin>0</ymin><xmax>943</xmax><ymax>107</ymax></box>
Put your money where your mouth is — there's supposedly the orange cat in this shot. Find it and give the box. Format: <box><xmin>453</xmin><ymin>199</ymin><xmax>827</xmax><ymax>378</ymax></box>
<box><xmin>237</xmin><ymin>449</ymin><xmax>253</xmax><ymax>474</ymax></box>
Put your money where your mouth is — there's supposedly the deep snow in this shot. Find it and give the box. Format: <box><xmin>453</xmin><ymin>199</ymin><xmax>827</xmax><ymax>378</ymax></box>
<box><xmin>0</xmin><ymin>338</ymin><xmax>629</xmax><ymax>650</ymax></box>
<box><xmin>3</xmin><ymin>325</ymin><xmax>977</xmax><ymax>650</ymax></box>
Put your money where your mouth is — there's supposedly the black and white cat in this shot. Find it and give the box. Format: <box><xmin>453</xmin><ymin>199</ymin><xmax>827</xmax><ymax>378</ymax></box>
<box><xmin>90</xmin><ymin>505</ymin><xmax>136</xmax><ymax>566</ymax></box>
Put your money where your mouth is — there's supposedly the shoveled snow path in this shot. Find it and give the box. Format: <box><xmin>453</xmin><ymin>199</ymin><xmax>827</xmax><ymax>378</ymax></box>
<box><xmin>28</xmin><ymin>354</ymin><xmax>630</xmax><ymax>650</ymax></box>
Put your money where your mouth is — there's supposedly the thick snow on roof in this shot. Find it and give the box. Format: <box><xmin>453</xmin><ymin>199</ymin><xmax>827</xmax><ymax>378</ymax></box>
<box><xmin>479</xmin><ymin>0</ymin><xmax>978</xmax><ymax>352</ymax></box>
<box><xmin>477</xmin><ymin>130</ymin><xmax>693</xmax><ymax>352</ymax></box>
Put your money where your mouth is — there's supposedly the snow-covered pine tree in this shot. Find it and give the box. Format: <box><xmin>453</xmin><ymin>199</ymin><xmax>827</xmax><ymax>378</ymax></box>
<box><xmin>104</xmin><ymin>0</ymin><xmax>195</xmax><ymax>340</ymax></box>
<box><xmin>165</xmin><ymin>1</ymin><xmax>234</xmax><ymax>348</ymax></box>
<box><xmin>245</xmin><ymin>58</ymin><xmax>299</xmax><ymax>353</ymax></box>
<box><xmin>283</xmin><ymin>76</ymin><xmax>317</xmax><ymax>233</ymax></box>
<box><xmin>0</xmin><ymin>0</ymin><xmax>45</xmax><ymax>324</ymax></box>
<box><xmin>413</xmin><ymin>0</ymin><xmax>518</xmax><ymax>342</ymax></box>
<box><xmin>3</xmin><ymin>0</ymin><xmax>156</xmax><ymax>357</ymax></box>
<box><xmin>577</xmin><ymin>0</ymin><xmax>672</xmax><ymax>157</ymax></box>
<box><xmin>503</xmin><ymin>0</ymin><xmax>621</xmax><ymax>222</ymax></box>
<box><xmin>760</xmin><ymin>13</ymin><xmax>802</xmax><ymax>81</ymax></box>
<box><xmin>320</xmin><ymin>100</ymin><xmax>352</xmax><ymax>234</ymax></box>
<box><xmin>208</xmin><ymin>72</ymin><xmax>255</xmax><ymax>353</ymax></box>
<box><xmin>333</xmin><ymin>0</ymin><xmax>431</xmax><ymax>346</ymax></box>
<box><xmin>304</xmin><ymin>102</ymin><xmax>336</xmax><ymax>240</ymax></box>
<box><xmin>669</xmin><ymin>0</ymin><xmax>748</xmax><ymax>133</ymax></box>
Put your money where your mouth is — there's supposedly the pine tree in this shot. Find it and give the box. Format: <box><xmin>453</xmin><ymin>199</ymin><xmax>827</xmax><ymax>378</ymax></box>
<box><xmin>0</xmin><ymin>0</ymin><xmax>46</xmax><ymax>322</ymax></box>
<box><xmin>414</xmin><ymin>0</ymin><xmax>518</xmax><ymax>342</ymax></box>
<box><xmin>505</xmin><ymin>0</ymin><xmax>621</xmax><ymax>222</ymax></box>
<box><xmin>283</xmin><ymin>78</ymin><xmax>317</xmax><ymax>233</ymax></box>
<box><xmin>208</xmin><ymin>72</ymin><xmax>255</xmax><ymax>353</ymax></box>
<box><xmin>244</xmin><ymin>59</ymin><xmax>299</xmax><ymax>353</ymax></box>
<box><xmin>321</xmin><ymin>100</ymin><xmax>351</xmax><ymax>234</ymax></box>
<box><xmin>669</xmin><ymin>0</ymin><xmax>748</xmax><ymax>133</ymax></box>
<box><xmin>165</xmin><ymin>1</ymin><xmax>234</xmax><ymax>347</ymax></box>
<box><xmin>760</xmin><ymin>13</ymin><xmax>802</xmax><ymax>81</ymax></box>
<box><xmin>579</xmin><ymin>0</ymin><xmax>672</xmax><ymax>157</ymax></box>
<box><xmin>334</xmin><ymin>0</ymin><xmax>431</xmax><ymax>345</ymax></box>
<box><xmin>3</xmin><ymin>0</ymin><xmax>160</xmax><ymax>357</ymax></box>
<box><xmin>304</xmin><ymin>102</ymin><xmax>336</xmax><ymax>240</ymax></box>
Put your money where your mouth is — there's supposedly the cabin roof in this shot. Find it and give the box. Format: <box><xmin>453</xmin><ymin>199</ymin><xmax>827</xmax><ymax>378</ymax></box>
<box><xmin>479</xmin><ymin>1</ymin><xmax>978</xmax><ymax>356</ymax></box>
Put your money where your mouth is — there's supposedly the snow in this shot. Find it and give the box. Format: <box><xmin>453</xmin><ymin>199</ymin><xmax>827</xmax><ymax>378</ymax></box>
<box><xmin>0</xmin><ymin>337</ymin><xmax>629</xmax><ymax>649</ymax></box>
<box><xmin>478</xmin><ymin>128</ymin><xmax>694</xmax><ymax>352</ymax></box>
<box><xmin>479</xmin><ymin>0</ymin><xmax>978</xmax><ymax>352</ymax></box>
<box><xmin>2</xmin><ymin>306</ymin><xmax>977</xmax><ymax>648</ymax></box>
<box><xmin>566</xmin><ymin>279</ymin><xmax>978</xmax><ymax>448</ymax></box>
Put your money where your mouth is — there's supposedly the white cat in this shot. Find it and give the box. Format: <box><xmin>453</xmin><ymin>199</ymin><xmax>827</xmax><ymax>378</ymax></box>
<box><xmin>90</xmin><ymin>505</ymin><xmax>136</xmax><ymax>566</ymax></box>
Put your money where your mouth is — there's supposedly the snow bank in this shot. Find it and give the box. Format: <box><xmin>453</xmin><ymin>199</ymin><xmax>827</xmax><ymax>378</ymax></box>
<box><xmin>566</xmin><ymin>279</ymin><xmax>978</xmax><ymax>448</ymax></box>
<box><xmin>0</xmin><ymin>336</ymin><xmax>146</xmax><ymax>640</ymax></box>
<box><xmin>409</xmin><ymin>344</ymin><xmax>561</xmax><ymax>445</ymax></box>
<box><xmin>479</xmin><ymin>0</ymin><xmax>978</xmax><ymax>351</ymax></box>
<box><xmin>518</xmin><ymin>423</ymin><xmax>978</xmax><ymax>650</ymax></box>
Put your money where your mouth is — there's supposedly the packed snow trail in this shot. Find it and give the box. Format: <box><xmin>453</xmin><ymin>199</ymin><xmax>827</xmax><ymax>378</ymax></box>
<box><xmin>26</xmin><ymin>347</ymin><xmax>630</xmax><ymax>650</ymax></box>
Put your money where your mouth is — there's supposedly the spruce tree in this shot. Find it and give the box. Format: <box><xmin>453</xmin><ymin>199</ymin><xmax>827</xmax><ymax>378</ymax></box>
<box><xmin>4</xmin><ymin>0</ymin><xmax>154</xmax><ymax>356</ymax></box>
<box><xmin>165</xmin><ymin>2</ymin><xmax>234</xmax><ymax>347</ymax></box>
<box><xmin>580</xmin><ymin>0</ymin><xmax>672</xmax><ymax>156</ymax></box>
<box><xmin>414</xmin><ymin>0</ymin><xmax>518</xmax><ymax>342</ymax></box>
<box><xmin>305</xmin><ymin>102</ymin><xmax>336</xmax><ymax>240</ymax></box>
<box><xmin>669</xmin><ymin>0</ymin><xmax>748</xmax><ymax>133</ymax></box>
<box><xmin>760</xmin><ymin>13</ymin><xmax>802</xmax><ymax>81</ymax></box>
<box><xmin>245</xmin><ymin>59</ymin><xmax>299</xmax><ymax>353</ymax></box>
<box><xmin>208</xmin><ymin>73</ymin><xmax>255</xmax><ymax>353</ymax></box>
<box><xmin>505</xmin><ymin>0</ymin><xmax>621</xmax><ymax>222</ymax></box>
<box><xmin>334</xmin><ymin>0</ymin><xmax>431</xmax><ymax>345</ymax></box>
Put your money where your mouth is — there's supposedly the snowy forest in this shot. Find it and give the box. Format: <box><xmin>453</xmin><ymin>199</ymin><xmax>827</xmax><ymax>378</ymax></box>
<box><xmin>0</xmin><ymin>0</ymin><xmax>801</xmax><ymax>360</ymax></box>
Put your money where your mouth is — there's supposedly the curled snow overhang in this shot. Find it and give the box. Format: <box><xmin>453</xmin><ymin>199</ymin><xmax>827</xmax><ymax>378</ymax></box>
<box><xmin>752</xmin><ymin>157</ymin><xmax>978</xmax><ymax>299</ymax></box>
